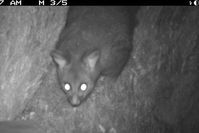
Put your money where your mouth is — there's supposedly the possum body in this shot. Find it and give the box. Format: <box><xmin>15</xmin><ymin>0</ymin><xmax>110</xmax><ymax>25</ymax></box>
<box><xmin>51</xmin><ymin>6</ymin><xmax>139</xmax><ymax>106</ymax></box>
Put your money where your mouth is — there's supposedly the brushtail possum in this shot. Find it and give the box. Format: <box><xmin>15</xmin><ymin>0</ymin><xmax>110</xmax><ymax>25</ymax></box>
<box><xmin>51</xmin><ymin>6</ymin><xmax>139</xmax><ymax>107</ymax></box>
<box><xmin>0</xmin><ymin>120</ymin><xmax>44</xmax><ymax>133</ymax></box>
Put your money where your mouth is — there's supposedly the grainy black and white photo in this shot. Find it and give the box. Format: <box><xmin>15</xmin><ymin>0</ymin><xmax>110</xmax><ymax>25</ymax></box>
<box><xmin>0</xmin><ymin>6</ymin><xmax>198</xmax><ymax>133</ymax></box>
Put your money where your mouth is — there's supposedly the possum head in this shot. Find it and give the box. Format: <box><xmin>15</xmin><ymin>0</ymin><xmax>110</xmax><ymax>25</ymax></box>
<box><xmin>51</xmin><ymin>50</ymin><xmax>100</xmax><ymax>107</ymax></box>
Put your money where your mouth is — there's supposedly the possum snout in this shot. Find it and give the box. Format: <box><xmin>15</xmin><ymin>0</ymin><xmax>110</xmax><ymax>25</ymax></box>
<box><xmin>68</xmin><ymin>95</ymin><xmax>81</xmax><ymax>107</ymax></box>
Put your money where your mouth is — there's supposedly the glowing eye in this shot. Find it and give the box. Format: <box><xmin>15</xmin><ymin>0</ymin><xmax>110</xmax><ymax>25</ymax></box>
<box><xmin>80</xmin><ymin>83</ymin><xmax>87</xmax><ymax>91</ymax></box>
<box><xmin>64</xmin><ymin>83</ymin><xmax>71</xmax><ymax>91</ymax></box>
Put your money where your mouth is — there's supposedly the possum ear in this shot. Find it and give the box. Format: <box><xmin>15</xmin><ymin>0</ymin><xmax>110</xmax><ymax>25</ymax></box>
<box><xmin>51</xmin><ymin>50</ymin><xmax>67</xmax><ymax>69</ymax></box>
<box><xmin>84</xmin><ymin>50</ymin><xmax>100</xmax><ymax>71</ymax></box>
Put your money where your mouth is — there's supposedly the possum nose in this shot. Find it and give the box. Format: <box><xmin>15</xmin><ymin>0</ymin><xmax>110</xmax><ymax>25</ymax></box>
<box><xmin>70</xmin><ymin>96</ymin><xmax>80</xmax><ymax>106</ymax></box>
